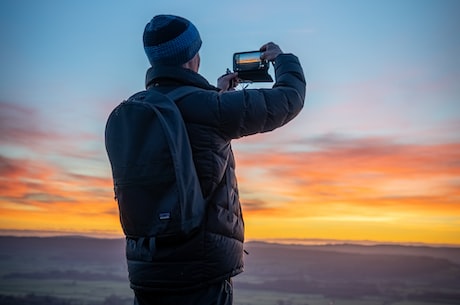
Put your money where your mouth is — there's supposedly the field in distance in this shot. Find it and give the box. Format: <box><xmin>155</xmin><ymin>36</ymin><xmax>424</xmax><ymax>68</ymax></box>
<box><xmin>1</xmin><ymin>236</ymin><xmax>460</xmax><ymax>305</ymax></box>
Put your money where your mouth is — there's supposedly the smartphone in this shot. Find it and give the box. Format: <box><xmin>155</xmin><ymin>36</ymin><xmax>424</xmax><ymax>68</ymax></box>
<box><xmin>233</xmin><ymin>51</ymin><xmax>268</xmax><ymax>72</ymax></box>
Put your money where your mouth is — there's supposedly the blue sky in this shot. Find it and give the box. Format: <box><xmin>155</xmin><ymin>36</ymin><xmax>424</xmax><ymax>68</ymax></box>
<box><xmin>1</xmin><ymin>0</ymin><xmax>460</xmax><ymax>243</ymax></box>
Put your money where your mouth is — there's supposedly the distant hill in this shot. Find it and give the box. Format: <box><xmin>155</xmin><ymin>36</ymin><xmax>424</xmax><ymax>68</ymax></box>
<box><xmin>240</xmin><ymin>241</ymin><xmax>460</xmax><ymax>292</ymax></box>
<box><xmin>1</xmin><ymin>236</ymin><xmax>460</xmax><ymax>304</ymax></box>
<box><xmin>2</xmin><ymin>235</ymin><xmax>459</xmax><ymax>263</ymax></box>
<box><xmin>0</xmin><ymin>235</ymin><xmax>126</xmax><ymax>264</ymax></box>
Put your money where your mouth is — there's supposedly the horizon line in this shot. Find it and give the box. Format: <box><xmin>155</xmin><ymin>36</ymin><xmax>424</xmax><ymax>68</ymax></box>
<box><xmin>1</xmin><ymin>229</ymin><xmax>459</xmax><ymax>248</ymax></box>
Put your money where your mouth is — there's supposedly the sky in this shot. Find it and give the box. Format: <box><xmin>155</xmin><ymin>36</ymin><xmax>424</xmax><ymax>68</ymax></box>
<box><xmin>1</xmin><ymin>0</ymin><xmax>459</xmax><ymax>245</ymax></box>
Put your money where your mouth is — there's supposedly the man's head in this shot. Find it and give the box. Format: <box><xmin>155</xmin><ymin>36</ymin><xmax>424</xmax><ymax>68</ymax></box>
<box><xmin>143</xmin><ymin>15</ymin><xmax>202</xmax><ymax>70</ymax></box>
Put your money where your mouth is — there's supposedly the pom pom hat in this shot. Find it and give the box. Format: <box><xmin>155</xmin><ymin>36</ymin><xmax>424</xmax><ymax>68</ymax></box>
<box><xmin>143</xmin><ymin>15</ymin><xmax>202</xmax><ymax>66</ymax></box>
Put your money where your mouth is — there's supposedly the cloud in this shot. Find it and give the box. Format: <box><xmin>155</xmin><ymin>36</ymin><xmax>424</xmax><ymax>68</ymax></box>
<box><xmin>0</xmin><ymin>154</ymin><xmax>113</xmax><ymax>209</ymax></box>
<box><xmin>0</xmin><ymin>102</ymin><xmax>60</xmax><ymax>148</ymax></box>
<box><xmin>1</xmin><ymin>96</ymin><xmax>458</xmax><ymax>241</ymax></box>
<box><xmin>0</xmin><ymin>155</ymin><xmax>57</xmax><ymax>199</ymax></box>
<box><xmin>241</xmin><ymin>199</ymin><xmax>272</xmax><ymax>212</ymax></box>
<box><xmin>288</xmin><ymin>61</ymin><xmax>460</xmax><ymax>146</ymax></box>
<box><xmin>0</xmin><ymin>99</ymin><xmax>119</xmax><ymax>234</ymax></box>
<box><xmin>236</xmin><ymin>134</ymin><xmax>460</xmax><ymax>243</ymax></box>
<box><xmin>0</xmin><ymin>101</ymin><xmax>103</xmax><ymax>158</ymax></box>
<box><xmin>235</xmin><ymin>134</ymin><xmax>460</xmax><ymax>218</ymax></box>
<box><xmin>0</xmin><ymin>152</ymin><xmax>118</xmax><ymax>234</ymax></box>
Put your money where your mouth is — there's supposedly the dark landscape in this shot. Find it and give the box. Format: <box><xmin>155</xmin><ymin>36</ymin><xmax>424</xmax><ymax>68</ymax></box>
<box><xmin>0</xmin><ymin>236</ymin><xmax>460</xmax><ymax>305</ymax></box>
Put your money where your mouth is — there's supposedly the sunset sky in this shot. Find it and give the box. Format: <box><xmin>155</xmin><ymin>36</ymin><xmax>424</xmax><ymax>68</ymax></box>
<box><xmin>1</xmin><ymin>0</ymin><xmax>459</xmax><ymax>245</ymax></box>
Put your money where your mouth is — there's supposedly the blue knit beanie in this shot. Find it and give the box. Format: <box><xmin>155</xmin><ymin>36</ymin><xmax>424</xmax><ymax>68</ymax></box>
<box><xmin>143</xmin><ymin>15</ymin><xmax>202</xmax><ymax>66</ymax></box>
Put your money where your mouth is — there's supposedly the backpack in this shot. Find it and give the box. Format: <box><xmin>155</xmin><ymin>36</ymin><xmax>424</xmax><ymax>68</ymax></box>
<box><xmin>104</xmin><ymin>86</ymin><xmax>206</xmax><ymax>239</ymax></box>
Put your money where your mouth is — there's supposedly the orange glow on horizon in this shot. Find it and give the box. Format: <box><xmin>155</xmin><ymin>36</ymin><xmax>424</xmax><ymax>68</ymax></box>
<box><xmin>1</xmin><ymin>139</ymin><xmax>459</xmax><ymax>245</ymax></box>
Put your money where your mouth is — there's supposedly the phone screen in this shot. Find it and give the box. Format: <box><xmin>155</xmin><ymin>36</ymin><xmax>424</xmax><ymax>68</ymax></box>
<box><xmin>234</xmin><ymin>51</ymin><xmax>265</xmax><ymax>72</ymax></box>
<box><xmin>232</xmin><ymin>50</ymin><xmax>273</xmax><ymax>82</ymax></box>
<box><xmin>234</xmin><ymin>51</ymin><xmax>262</xmax><ymax>65</ymax></box>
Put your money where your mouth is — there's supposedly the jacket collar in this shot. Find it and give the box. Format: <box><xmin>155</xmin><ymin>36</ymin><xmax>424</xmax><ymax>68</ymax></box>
<box><xmin>145</xmin><ymin>65</ymin><xmax>219</xmax><ymax>91</ymax></box>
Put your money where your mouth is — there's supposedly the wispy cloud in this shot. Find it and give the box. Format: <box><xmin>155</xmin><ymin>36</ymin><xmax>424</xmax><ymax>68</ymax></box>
<box><xmin>236</xmin><ymin>135</ymin><xmax>460</xmax><ymax>218</ymax></box>
<box><xmin>235</xmin><ymin>135</ymin><xmax>460</xmax><ymax>243</ymax></box>
<box><xmin>0</xmin><ymin>101</ymin><xmax>117</xmax><ymax>234</ymax></box>
<box><xmin>0</xmin><ymin>152</ymin><xmax>117</xmax><ymax>234</ymax></box>
<box><xmin>0</xmin><ymin>102</ymin><xmax>62</xmax><ymax>148</ymax></box>
<box><xmin>0</xmin><ymin>101</ymin><xmax>102</xmax><ymax>158</ymax></box>
<box><xmin>0</xmin><ymin>155</ymin><xmax>112</xmax><ymax>207</ymax></box>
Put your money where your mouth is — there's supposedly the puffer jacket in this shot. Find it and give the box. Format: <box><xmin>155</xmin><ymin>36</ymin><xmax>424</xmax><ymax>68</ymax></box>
<box><xmin>125</xmin><ymin>54</ymin><xmax>306</xmax><ymax>292</ymax></box>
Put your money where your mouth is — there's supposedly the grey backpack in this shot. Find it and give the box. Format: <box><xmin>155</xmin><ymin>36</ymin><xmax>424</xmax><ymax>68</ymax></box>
<box><xmin>105</xmin><ymin>87</ymin><xmax>205</xmax><ymax>239</ymax></box>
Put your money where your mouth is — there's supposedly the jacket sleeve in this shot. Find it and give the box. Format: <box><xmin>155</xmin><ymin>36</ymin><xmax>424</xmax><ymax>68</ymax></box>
<box><xmin>217</xmin><ymin>54</ymin><xmax>306</xmax><ymax>139</ymax></box>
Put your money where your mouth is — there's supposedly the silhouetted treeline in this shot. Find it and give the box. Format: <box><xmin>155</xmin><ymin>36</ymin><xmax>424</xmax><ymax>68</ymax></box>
<box><xmin>0</xmin><ymin>294</ymin><xmax>74</xmax><ymax>305</ymax></box>
<box><xmin>0</xmin><ymin>294</ymin><xmax>130</xmax><ymax>305</ymax></box>
<box><xmin>3</xmin><ymin>270</ymin><xmax>125</xmax><ymax>281</ymax></box>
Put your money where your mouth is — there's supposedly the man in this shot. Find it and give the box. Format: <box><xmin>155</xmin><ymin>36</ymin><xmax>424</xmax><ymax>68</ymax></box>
<box><xmin>111</xmin><ymin>14</ymin><xmax>306</xmax><ymax>305</ymax></box>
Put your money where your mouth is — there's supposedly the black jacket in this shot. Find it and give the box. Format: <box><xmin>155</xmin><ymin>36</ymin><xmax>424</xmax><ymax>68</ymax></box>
<box><xmin>125</xmin><ymin>54</ymin><xmax>306</xmax><ymax>292</ymax></box>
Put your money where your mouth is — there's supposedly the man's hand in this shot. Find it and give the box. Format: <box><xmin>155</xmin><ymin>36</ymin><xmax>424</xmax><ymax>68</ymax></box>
<box><xmin>260</xmin><ymin>42</ymin><xmax>283</xmax><ymax>62</ymax></box>
<box><xmin>217</xmin><ymin>71</ymin><xmax>239</xmax><ymax>93</ymax></box>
